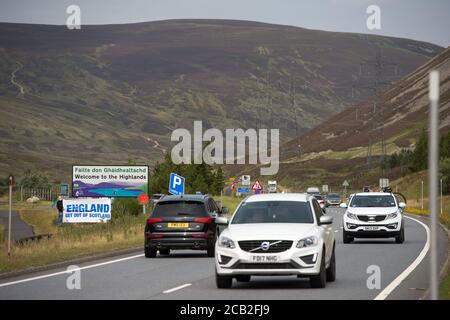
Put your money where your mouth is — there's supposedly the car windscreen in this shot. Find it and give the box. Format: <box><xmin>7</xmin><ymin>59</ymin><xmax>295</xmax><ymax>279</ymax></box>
<box><xmin>152</xmin><ymin>201</ymin><xmax>207</xmax><ymax>217</ymax></box>
<box><xmin>314</xmin><ymin>195</ymin><xmax>323</xmax><ymax>200</ymax></box>
<box><xmin>231</xmin><ymin>201</ymin><xmax>314</xmax><ymax>224</ymax></box>
<box><xmin>349</xmin><ymin>195</ymin><xmax>396</xmax><ymax>208</ymax></box>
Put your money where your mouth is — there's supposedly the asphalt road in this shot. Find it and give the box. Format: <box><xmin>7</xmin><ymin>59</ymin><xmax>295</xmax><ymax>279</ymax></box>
<box><xmin>0</xmin><ymin>210</ymin><xmax>34</xmax><ymax>242</ymax></box>
<box><xmin>0</xmin><ymin>208</ymin><xmax>447</xmax><ymax>300</ymax></box>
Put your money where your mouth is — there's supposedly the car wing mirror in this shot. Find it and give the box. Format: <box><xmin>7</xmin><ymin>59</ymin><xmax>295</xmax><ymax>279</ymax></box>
<box><xmin>339</xmin><ymin>203</ymin><xmax>348</xmax><ymax>208</ymax></box>
<box><xmin>319</xmin><ymin>216</ymin><xmax>333</xmax><ymax>225</ymax></box>
<box><xmin>221</xmin><ymin>207</ymin><xmax>229</xmax><ymax>214</ymax></box>
<box><xmin>398</xmin><ymin>202</ymin><xmax>406</xmax><ymax>209</ymax></box>
<box><xmin>216</xmin><ymin>217</ymin><xmax>229</xmax><ymax>225</ymax></box>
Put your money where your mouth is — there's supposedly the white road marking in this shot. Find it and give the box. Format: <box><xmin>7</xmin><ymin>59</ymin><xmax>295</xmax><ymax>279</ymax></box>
<box><xmin>0</xmin><ymin>254</ymin><xmax>144</xmax><ymax>288</ymax></box>
<box><xmin>163</xmin><ymin>283</ymin><xmax>191</xmax><ymax>293</ymax></box>
<box><xmin>374</xmin><ymin>216</ymin><xmax>430</xmax><ymax>300</ymax></box>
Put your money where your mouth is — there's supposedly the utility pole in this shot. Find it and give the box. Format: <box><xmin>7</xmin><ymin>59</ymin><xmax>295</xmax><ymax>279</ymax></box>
<box><xmin>428</xmin><ymin>70</ymin><xmax>439</xmax><ymax>300</ymax></box>
<box><xmin>421</xmin><ymin>180</ymin><xmax>424</xmax><ymax>209</ymax></box>
<box><xmin>354</xmin><ymin>48</ymin><xmax>398</xmax><ymax>172</ymax></box>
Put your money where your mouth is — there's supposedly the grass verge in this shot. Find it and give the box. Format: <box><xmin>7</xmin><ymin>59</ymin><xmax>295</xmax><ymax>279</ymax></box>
<box><xmin>0</xmin><ymin>205</ymin><xmax>145</xmax><ymax>273</ymax></box>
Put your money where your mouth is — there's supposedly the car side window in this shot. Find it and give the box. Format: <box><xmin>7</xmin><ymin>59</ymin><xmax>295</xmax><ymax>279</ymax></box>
<box><xmin>312</xmin><ymin>199</ymin><xmax>323</xmax><ymax>223</ymax></box>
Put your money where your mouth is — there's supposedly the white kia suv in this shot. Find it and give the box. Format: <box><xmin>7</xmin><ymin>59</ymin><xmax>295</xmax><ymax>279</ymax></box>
<box><xmin>341</xmin><ymin>192</ymin><xmax>406</xmax><ymax>244</ymax></box>
<box><xmin>215</xmin><ymin>193</ymin><xmax>336</xmax><ymax>288</ymax></box>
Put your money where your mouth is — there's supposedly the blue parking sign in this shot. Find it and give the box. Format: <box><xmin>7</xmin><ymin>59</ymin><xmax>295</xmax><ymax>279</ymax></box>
<box><xmin>169</xmin><ymin>173</ymin><xmax>185</xmax><ymax>195</ymax></box>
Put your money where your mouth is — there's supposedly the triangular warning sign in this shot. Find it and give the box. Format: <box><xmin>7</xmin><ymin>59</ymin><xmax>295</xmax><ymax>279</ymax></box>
<box><xmin>252</xmin><ymin>180</ymin><xmax>263</xmax><ymax>191</ymax></box>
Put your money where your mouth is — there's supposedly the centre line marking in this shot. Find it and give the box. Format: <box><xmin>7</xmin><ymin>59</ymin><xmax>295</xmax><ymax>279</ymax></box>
<box><xmin>163</xmin><ymin>283</ymin><xmax>192</xmax><ymax>294</ymax></box>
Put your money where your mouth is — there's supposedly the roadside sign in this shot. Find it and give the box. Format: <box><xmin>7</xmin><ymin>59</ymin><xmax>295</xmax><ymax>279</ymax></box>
<box><xmin>252</xmin><ymin>180</ymin><xmax>263</xmax><ymax>192</ymax></box>
<box><xmin>322</xmin><ymin>185</ymin><xmax>329</xmax><ymax>193</ymax></box>
<box><xmin>138</xmin><ymin>193</ymin><xmax>149</xmax><ymax>205</ymax></box>
<box><xmin>237</xmin><ymin>187</ymin><xmax>250</xmax><ymax>194</ymax></box>
<box><xmin>379</xmin><ymin>178</ymin><xmax>389</xmax><ymax>188</ymax></box>
<box><xmin>229</xmin><ymin>177</ymin><xmax>235</xmax><ymax>182</ymax></box>
<box><xmin>169</xmin><ymin>173</ymin><xmax>185</xmax><ymax>195</ymax></box>
<box><xmin>241</xmin><ymin>175</ymin><xmax>251</xmax><ymax>186</ymax></box>
<box><xmin>60</xmin><ymin>183</ymin><xmax>70</xmax><ymax>197</ymax></box>
<box><xmin>63</xmin><ymin>198</ymin><xmax>111</xmax><ymax>223</ymax></box>
<box><xmin>342</xmin><ymin>180</ymin><xmax>349</xmax><ymax>187</ymax></box>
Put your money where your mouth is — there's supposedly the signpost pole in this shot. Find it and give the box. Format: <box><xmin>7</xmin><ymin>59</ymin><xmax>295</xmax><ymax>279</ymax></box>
<box><xmin>428</xmin><ymin>70</ymin><xmax>439</xmax><ymax>300</ymax></box>
<box><xmin>421</xmin><ymin>180</ymin><xmax>424</xmax><ymax>209</ymax></box>
<box><xmin>143</xmin><ymin>204</ymin><xmax>146</xmax><ymax>215</ymax></box>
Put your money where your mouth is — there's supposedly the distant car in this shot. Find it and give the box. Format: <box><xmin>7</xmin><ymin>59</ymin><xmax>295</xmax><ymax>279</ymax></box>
<box><xmin>341</xmin><ymin>192</ymin><xmax>406</xmax><ymax>244</ymax></box>
<box><xmin>306</xmin><ymin>187</ymin><xmax>320</xmax><ymax>195</ymax></box>
<box><xmin>144</xmin><ymin>194</ymin><xmax>227</xmax><ymax>258</ymax></box>
<box><xmin>326</xmin><ymin>193</ymin><xmax>341</xmax><ymax>206</ymax></box>
<box><xmin>215</xmin><ymin>193</ymin><xmax>336</xmax><ymax>289</ymax></box>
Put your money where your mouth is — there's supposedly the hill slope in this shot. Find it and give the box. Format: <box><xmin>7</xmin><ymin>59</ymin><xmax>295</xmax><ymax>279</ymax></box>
<box><xmin>277</xmin><ymin>47</ymin><xmax>450</xmax><ymax>190</ymax></box>
<box><xmin>0</xmin><ymin>19</ymin><xmax>442</xmax><ymax>179</ymax></box>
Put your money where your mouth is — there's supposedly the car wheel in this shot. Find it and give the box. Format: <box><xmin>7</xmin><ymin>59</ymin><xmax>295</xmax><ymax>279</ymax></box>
<box><xmin>395</xmin><ymin>227</ymin><xmax>405</xmax><ymax>244</ymax></box>
<box><xmin>216</xmin><ymin>271</ymin><xmax>232</xmax><ymax>288</ymax></box>
<box><xmin>310</xmin><ymin>250</ymin><xmax>326</xmax><ymax>288</ymax></box>
<box><xmin>326</xmin><ymin>245</ymin><xmax>336</xmax><ymax>282</ymax></box>
<box><xmin>207</xmin><ymin>245</ymin><xmax>215</xmax><ymax>257</ymax></box>
<box><xmin>343</xmin><ymin>230</ymin><xmax>353</xmax><ymax>244</ymax></box>
<box><xmin>236</xmin><ymin>275</ymin><xmax>251</xmax><ymax>282</ymax></box>
<box><xmin>159</xmin><ymin>249</ymin><xmax>170</xmax><ymax>255</ymax></box>
<box><xmin>145</xmin><ymin>247</ymin><xmax>157</xmax><ymax>258</ymax></box>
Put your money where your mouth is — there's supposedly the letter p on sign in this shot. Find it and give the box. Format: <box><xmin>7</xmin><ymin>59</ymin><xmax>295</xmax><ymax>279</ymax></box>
<box><xmin>169</xmin><ymin>173</ymin><xmax>185</xmax><ymax>195</ymax></box>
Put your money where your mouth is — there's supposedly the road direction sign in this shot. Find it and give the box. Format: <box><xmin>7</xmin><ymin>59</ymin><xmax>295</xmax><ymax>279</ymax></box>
<box><xmin>237</xmin><ymin>187</ymin><xmax>250</xmax><ymax>194</ymax></box>
<box><xmin>252</xmin><ymin>180</ymin><xmax>263</xmax><ymax>192</ymax></box>
<box><xmin>241</xmin><ymin>175</ymin><xmax>251</xmax><ymax>186</ymax></box>
<box><xmin>169</xmin><ymin>173</ymin><xmax>185</xmax><ymax>195</ymax></box>
<box><xmin>342</xmin><ymin>180</ymin><xmax>349</xmax><ymax>187</ymax></box>
<box><xmin>322</xmin><ymin>185</ymin><xmax>329</xmax><ymax>193</ymax></box>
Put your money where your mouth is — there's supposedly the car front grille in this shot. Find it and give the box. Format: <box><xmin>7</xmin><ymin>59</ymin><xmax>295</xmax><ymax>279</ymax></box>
<box><xmin>232</xmin><ymin>262</ymin><xmax>300</xmax><ymax>269</ymax></box>
<box><xmin>357</xmin><ymin>215</ymin><xmax>386</xmax><ymax>222</ymax></box>
<box><xmin>238</xmin><ymin>240</ymin><xmax>293</xmax><ymax>253</ymax></box>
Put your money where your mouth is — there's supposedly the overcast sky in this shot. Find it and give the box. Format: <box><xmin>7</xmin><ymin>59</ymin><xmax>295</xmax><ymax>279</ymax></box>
<box><xmin>0</xmin><ymin>0</ymin><xmax>449</xmax><ymax>47</ymax></box>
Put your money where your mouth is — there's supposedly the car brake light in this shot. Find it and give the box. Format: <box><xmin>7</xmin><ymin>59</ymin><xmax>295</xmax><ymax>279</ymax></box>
<box><xmin>147</xmin><ymin>217</ymin><xmax>163</xmax><ymax>224</ymax></box>
<box><xmin>194</xmin><ymin>217</ymin><xmax>212</xmax><ymax>224</ymax></box>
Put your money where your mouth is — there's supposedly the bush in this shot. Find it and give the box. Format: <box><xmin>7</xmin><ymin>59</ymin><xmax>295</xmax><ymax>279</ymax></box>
<box><xmin>111</xmin><ymin>198</ymin><xmax>142</xmax><ymax>219</ymax></box>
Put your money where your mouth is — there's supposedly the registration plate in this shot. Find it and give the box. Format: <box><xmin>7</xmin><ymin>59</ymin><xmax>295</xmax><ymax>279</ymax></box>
<box><xmin>168</xmin><ymin>222</ymin><xmax>189</xmax><ymax>228</ymax></box>
<box><xmin>252</xmin><ymin>255</ymin><xmax>279</xmax><ymax>262</ymax></box>
<box><xmin>364</xmin><ymin>226</ymin><xmax>379</xmax><ymax>231</ymax></box>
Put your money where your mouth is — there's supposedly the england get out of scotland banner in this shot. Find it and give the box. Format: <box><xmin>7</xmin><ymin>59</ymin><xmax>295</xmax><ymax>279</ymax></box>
<box><xmin>63</xmin><ymin>198</ymin><xmax>112</xmax><ymax>223</ymax></box>
<box><xmin>72</xmin><ymin>165</ymin><xmax>149</xmax><ymax>197</ymax></box>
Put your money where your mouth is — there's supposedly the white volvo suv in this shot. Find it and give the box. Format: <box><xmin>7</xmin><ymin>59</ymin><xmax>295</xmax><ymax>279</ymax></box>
<box><xmin>341</xmin><ymin>192</ymin><xmax>406</xmax><ymax>244</ymax></box>
<box><xmin>215</xmin><ymin>193</ymin><xmax>336</xmax><ymax>289</ymax></box>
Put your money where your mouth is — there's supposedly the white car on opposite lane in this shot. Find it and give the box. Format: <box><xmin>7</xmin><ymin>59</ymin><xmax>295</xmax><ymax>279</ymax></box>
<box><xmin>215</xmin><ymin>193</ymin><xmax>336</xmax><ymax>289</ymax></box>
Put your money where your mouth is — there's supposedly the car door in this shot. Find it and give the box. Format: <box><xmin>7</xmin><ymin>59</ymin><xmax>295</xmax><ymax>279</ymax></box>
<box><xmin>312</xmin><ymin>199</ymin><xmax>334</xmax><ymax>262</ymax></box>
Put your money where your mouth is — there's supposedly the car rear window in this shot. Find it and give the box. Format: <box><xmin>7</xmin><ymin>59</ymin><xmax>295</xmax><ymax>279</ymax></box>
<box><xmin>152</xmin><ymin>201</ymin><xmax>207</xmax><ymax>217</ymax></box>
<box><xmin>328</xmin><ymin>193</ymin><xmax>340</xmax><ymax>199</ymax></box>
<box><xmin>231</xmin><ymin>201</ymin><xmax>314</xmax><ymax>224</ymax></box>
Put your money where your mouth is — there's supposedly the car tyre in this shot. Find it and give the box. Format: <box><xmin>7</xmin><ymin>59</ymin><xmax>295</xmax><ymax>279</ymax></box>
<box><xmin>395</xmin><ymin>226</ymin><xmax>405</xmax><ymax>244</ymax></box>
<box><xmin>216</xmin><ymin>271</ymin><xmax>232</xmax><ymax>288</ymax></box>
<box><xmin>207</xmin><ymin>245</ymin><xmax>215</xmax><ymax>257</ymax></box>
<box><xmin>145</xmin><ymin>247</ymin><xmax>157</xmax><ymax>258</ymax></box>
<box><xmin>159</xmin><ymin>249</ymin><xmax>170</xmax><ymax>255</ymax></box>
<box><xmin>343</xmin><ymin>230</ymin><xmax>353</xmax><ymax>244</ymax></box>
<box><xmin>310</xmin><ymin>250</ymin><xmax>326</xmax><ymax>288</ymax></box>
<box><xmin>236</xmin><ymin>275</ymin><xmax>251</xmax><ymax>282</ymax></box>
<box><xmin>326</xmin><ymin>244</ymin><xmax>336</xmax><ymax>282</ymax></box>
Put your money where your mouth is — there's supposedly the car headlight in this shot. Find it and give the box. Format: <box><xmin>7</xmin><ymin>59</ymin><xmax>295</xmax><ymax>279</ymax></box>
<box><xmin>296</xmin><ymin>236</ymin><xmax>318</xmax><ymax>248</ymax></box>
<box><xmin>218</xmin><ymin>236</ymin><xmax>235</xmax><ymax>249</ymax></box>
<box><xmin>386</xmin><ymin>212</ymin><xmax>398</xmax><ymax>219</ymax></box>
<box><xmin>346</xmin><ymin>212</ymin><xmax>358</xmax><ymax>220</ymax></box>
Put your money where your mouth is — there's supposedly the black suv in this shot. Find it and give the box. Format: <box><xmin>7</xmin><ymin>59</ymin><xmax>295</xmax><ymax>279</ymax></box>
<box><xmin>144</xmin><ymin>194</ymin><xmax>227</xmax><ymax>258</ymax></box>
